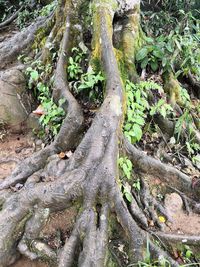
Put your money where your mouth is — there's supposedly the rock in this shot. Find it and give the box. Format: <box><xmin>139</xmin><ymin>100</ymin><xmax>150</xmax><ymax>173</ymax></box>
<box><xmin>0</xmin><ymin>68</ymin><xmax>32</xmax><ymax>132</ymax></box>
<box><xmin>164</xmin><ymin>193</ymin><xmax>183</xmax><ymax>216</ymax></box>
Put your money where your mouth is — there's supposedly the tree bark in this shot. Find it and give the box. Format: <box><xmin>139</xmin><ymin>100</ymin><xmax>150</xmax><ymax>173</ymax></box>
<box><xmin>0</xmin><ymin>0</ymin><xmax>199</xmax><ymax>266</ymax></box>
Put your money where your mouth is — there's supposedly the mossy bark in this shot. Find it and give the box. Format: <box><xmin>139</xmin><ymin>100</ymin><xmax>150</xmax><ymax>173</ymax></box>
<box><xmin>121</xmin><ymin>4</ymin><xmax>144</xmax><ymax>82</ymax></box>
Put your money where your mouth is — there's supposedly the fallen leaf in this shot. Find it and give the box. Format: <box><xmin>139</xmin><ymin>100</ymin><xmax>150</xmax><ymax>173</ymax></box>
<box><xmin>32</xmin><ymin>105</ymin><xmax>45</xmax><ymax>116</ymax></box>
<box><xmin>158</xmin><ymin>216</ymin><xmax>166</xmax><ymax>223</ymax></box>
<box><xmin>58</xmin><ymin>152</ymin><xmax>66</xmax><ymax>159</ymax></box>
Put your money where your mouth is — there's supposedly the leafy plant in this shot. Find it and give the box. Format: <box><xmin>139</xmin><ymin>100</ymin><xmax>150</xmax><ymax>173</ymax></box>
<box><xmin>174</xmin><ymin>110</ymin><xmax>194</xmax><ymax>142</ymax></box>
<box><xmin>118</xmin><ymin>157</ymin><xmax>133</xmax><ymax>180</ymax></box>
<box><xmin>67</xmin><ymin>47</ymin><xmax>86</xmax><ymax>80</ymax></box>
<box><xmin>17</xmin><ymin>8</ymin><xmax>32</xmax><ymax>29</ymax></box>
<box><xmin>17</xmin><ymin>1</ymin><xmax>57</xmax><ymax>29</ymax></box>
<box><xmin>67</xmin><ymin>47</ymin><xmax>104</xmax><ymax>102</ymax></box>
<box><xmin>25</xmin><ymin>59</ymin><xmax>65</xmax><ymax>140</ymax></box>
<box><xmin>39</xmin><ymin>98</ymin><xmax>65</xmax><ymax>138</ymax></box>
<box><xmin>124</xmin><ymin>80</ymin><xmax>169</xmax><ymax>144</ymax></box>
<box><xmin>133</xmin><ymin>178</ymin><xmax>141</xmax><ymax>192</ymax></box>
<box><xmin>124</xmin><ymin>81</ymin><xmax>149</xmax><ymax>143</ymax></box>
<box><xmin>122</xmin><ymin>183</ymin><xmax>133</xmax><ymax>203</ymax></box>
<box><xmin>38</xmin><ymin>1</ymin><xmax>57</xmax><ymax>17</ymax></box>
<box><xmin>150</xmin><ymin>99</ymin><xmax>173</xmax><ymax>118</ymax></box>
<box><xmin>136</xmin><ymin>36</ymin><xmax>165</xmax><ymax>72</ymax></box>
<box><xmin>68</xmin><ymin>57</ymin><xmax>83</xmax><ymax>80</ymax></box>
<box><xmin>77</xmin><ymin>69</ymin><xmax>105</xmax><ymax>100</ymax></box>
<box><xmin>139</xmin><ymin>9</ymin><xmax>200</xmax><ymax>77</ymax></box>
<box><xmin>78</xmin><ymin>69</ymin><xmax>104</xmax><ymax>91</ymax></box>
<box><xmin>25</xmin><ymin>60</ymin><xmax>53</xmax><ymax>95</ymax></box>
<box><xmin>118</xmin><ymin>157</ymin><xmax>133</xmax><ymax>202</ymax></box>
<box><xmin>0</xmin><ymin>0</ymin><xmax>16</xmax><ymax>22</ymax></box>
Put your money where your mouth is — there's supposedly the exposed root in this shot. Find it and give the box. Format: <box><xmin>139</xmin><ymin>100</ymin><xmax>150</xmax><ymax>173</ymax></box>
<box><xmin>0</xmin><ymin>10</ymin><xmax>84</xmax><ymax>190</ymax></box>
<box><xmin>140</xmin><ymin>178</ymin><xmax>169</xmax><ymax>229</ymax></box>
<box><xmin>0</xmin><ymin>13</ymin><xmax>54</xmax><ymax>69</ymax></box>
<box><xmin>124</xmin><ymin>138</ymin><xmax>200</xmax><ymax>198</ymax></box>
<box><xmin>0</xmin><ymin>6</ymin><xmax>24</xmax><ymax>29</ymax></box>
<box><xmin>154</xmin><ymin>231</ymin><xmax>200</xmax><ymax>246</ymax></box>
<box><xmin>0</xmin><ymin>0</ymin><xmax>198</xmax><ymax>266</ymax></box>
<box><xmin>187</xmin><ymin>71</ymin><xmax>200</xmax><ymax>99</ymax></box>
<box><xmin>129</xmin><ymin>194</ymin><xmax>149</xmax><ymax>229</ymax></box>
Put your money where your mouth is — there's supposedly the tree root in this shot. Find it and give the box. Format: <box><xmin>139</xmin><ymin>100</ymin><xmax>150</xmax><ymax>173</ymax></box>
<box><xmin>124</xmin><ymin>138</ymin><xmax>200</xmax><ymax>198</ymax></box>
<box><xmin>186</xmin><ymin>71</ymin><xmax>200</xmax><ymax>99</ymax></box>
<box><xmin>0</xmin><ymin>10</ymin><xmax>84</xmax><ymax>190</ymax></box>
<box><xmin>0</xmin><ymin>6</ymin><xmax>24</xmax><ymax>29</ymax></box>
<box><xmin>0</xmin><ymin>0</ymin><xmax>198</xmax><ymax>266</ymax></box>
<box><xmin>153</xmin><ymin>231</ymin><xmax>200</xmax><ymax>246</ymax></box>
<box><xmin>0</xmin><ymin>12</ymin><xmax>54</xmax><ymax>69</ymax></box>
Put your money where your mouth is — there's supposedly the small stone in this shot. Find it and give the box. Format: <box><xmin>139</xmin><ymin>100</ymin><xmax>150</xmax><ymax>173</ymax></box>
<box><xmin>164</xmin><ymin>193</ymin><xmax>183</xmax><ymax>216</ymax></box>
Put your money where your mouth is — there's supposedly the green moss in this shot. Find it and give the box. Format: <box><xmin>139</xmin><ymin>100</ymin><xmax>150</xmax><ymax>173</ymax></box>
<box><xmin>90</xmin><ymin>1</ymin><xmax>115</xmax><ymax>71</ymax></box>
<box><xmin>121</xmin><ymin>5</ymin><xmax>144</xmax><ymax>82</ymax></box>
<box><xmin>9</xmin><ymin>210</ymin><xmax>33</xmax><ymax>249</ymax></box>
<box><xmin>163</xmin><ymin>72</ymin><xmax>182</xmax><ymax>106</ymax></box>
<box><xmin>32</xmin><ymin>27</ymin><xmax>48</xmax><ymax>51</ymax></box>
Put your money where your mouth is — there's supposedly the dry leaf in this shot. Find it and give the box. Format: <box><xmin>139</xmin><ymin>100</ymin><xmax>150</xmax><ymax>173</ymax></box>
<box><xmin>158</xmin><ymin>216</ymin><xmax>166</xmax><ymax>223</ymax></box>
<box><xmin>58</xmin><ymin>152</ymin><xmax>66</xmax><ymax>159</ymax></box>
<box><xmin>32</xmin><ymin>105</ymin><xmax>45</xmax><ymax>116</ymax></box>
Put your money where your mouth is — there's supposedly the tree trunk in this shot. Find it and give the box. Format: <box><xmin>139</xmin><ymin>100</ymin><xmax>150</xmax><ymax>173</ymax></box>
<box><xmin>0</xmin><ymin>0</ymin><xmax>199</xmax><ymax>266</ymax></box>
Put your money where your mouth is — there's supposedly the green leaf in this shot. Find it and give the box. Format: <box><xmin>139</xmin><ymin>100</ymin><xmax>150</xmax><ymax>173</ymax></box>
<box><xmin>135</xmin><ymin>90</ymin><xmax>141</xmax><ymax>103</ymax></box>
<box><xmin>166</xmin><ymin>43</ymin><xmax>173</xmax><ymax>53</ymax></box>
<box><xmin>133</xmin><ymin>117</ymin><xmax>145</xmax><ymax>126</ymax></box>
<box><xmin>126</xmin><ymin>159</ymin><xmax>132</xmax><ymax>171</ymax></box>
<box><xmin>136</xmin><ymin>48</ymin><xmax>148</xmax><ymax>61</ymax></box>
<box><xmin>150</xmin><ymin>61</ymin><xmax>159</xmax><ymax>72</ymax></box>
<box><xmin>162</xmin><ymin>57</ymin><xmax>167</xmax><ymax>67</ymax></box>
<box><xmin>141</xmin><ymin>57</ymin><xmax>149</xmax><ymax>69</ymax></box>
<box><xmin>78</xmin><ymin>83</ymin><xmax>90</xmax><ymax>90</ymax></box>
<box><xmin>125</xmin><ymin>192</ymin><xmax>133</xmax><ymax>202</ymax></box>
<box><xmin>152</xmin><ymin>49</ymin><xmax>163</xmax><ymax>59</ymax></box>
<box><xmin>124</xmin><ymin>123</ymin><xmax>132</xmax><ymax>131</ymax></box>
<box><xmin>133</xmin><ymin>124</ymin><xmax>143</xmax><ymax>141</ymax></box>
<box><xmin>144</xmin><ymin>36</ymin><xmax>154</xmax><ymax>43</ymax></box>
<box><xmin>160</xmin><ymin>106</ymin><xmax>167</xmax><ymax>118</ymax></box>
<box><xmin>174</xmin><ymin>39</ymin><xmax>182</xmax><ymax>51</ymax></box>
<box><xmin>69</xmin><ymin>57</ymin><xmax>74</xmax><ymax>64</ymax></box>
<box><xmin>122</xmin><ymin>163</ymin><xmax>129</xmax><ymax>178</ymax></box>
<box><xmin>30</xmin><ymin>70</ymin><xmax>39</xmax><ymax>81</ymax></box>
<box><xmin>185</xmin><ymin>250</ymin><xmax>192</xmax><ymax>259</ymax></box>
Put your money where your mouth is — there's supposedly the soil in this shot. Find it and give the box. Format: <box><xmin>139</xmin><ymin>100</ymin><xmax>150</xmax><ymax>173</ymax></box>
<box><xmin>149</xmin><ymin>176</ymin><xmax>200</xmax><ymax>235</ymax></box>
<box><xmin>10</xmin><ymin>257</ymin><xmax>48</xmax><ymax>267</ymax></box>
<box><xmin>0</xmin><ymin>132</ymin><xmax>34</xmax><ymax>180</ymax></box>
